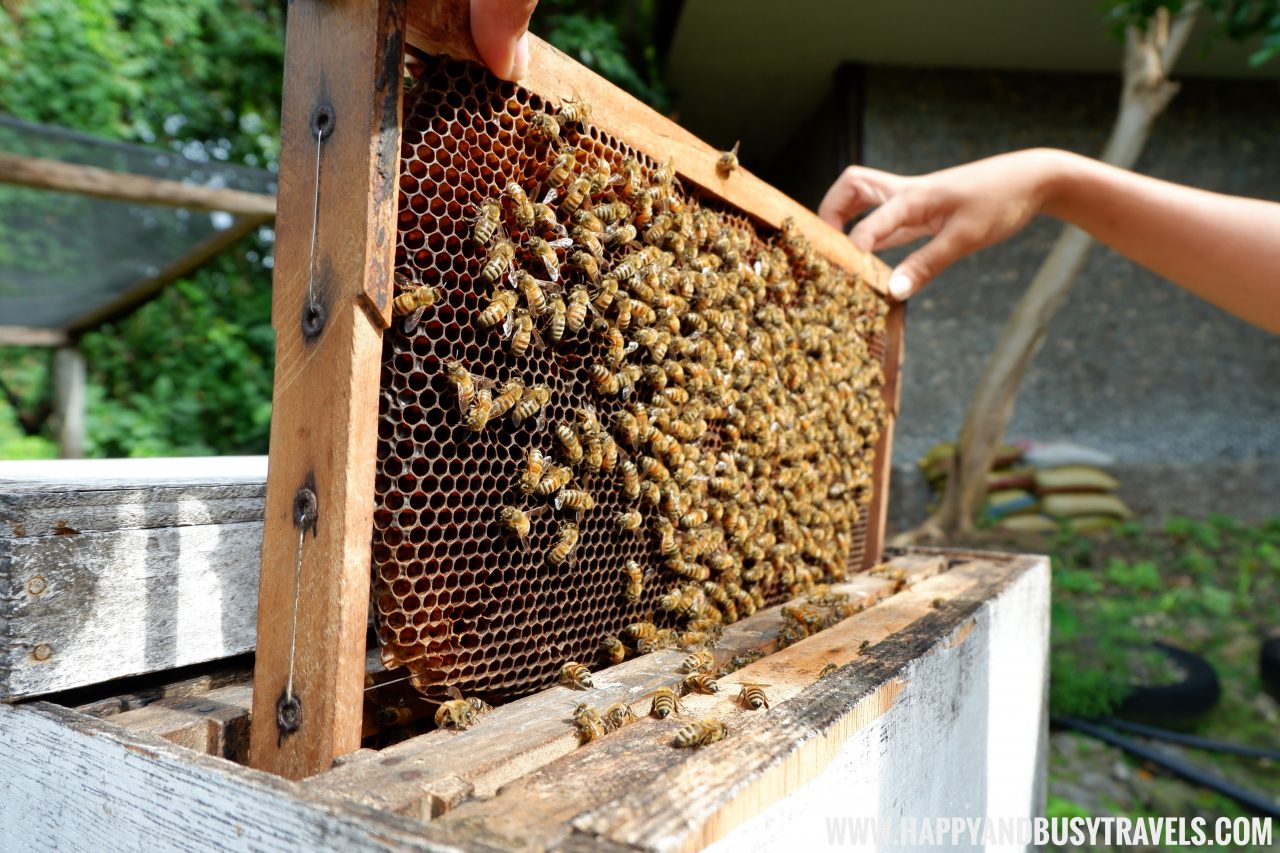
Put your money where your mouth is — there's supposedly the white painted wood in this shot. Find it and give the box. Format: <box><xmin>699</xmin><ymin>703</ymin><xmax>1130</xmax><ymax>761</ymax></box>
<box><xmin>703</xmin><ymin>556</ymin><xmax>1050</xmax><ymax>853</ymax></box>
<box><xmin>0</xmin><ymin>702</ymin><xmax>459</xmax><ymax>853</ymax></box>
<box><xmin>2</xmin><ymin>522</ymin><xmax>262</xmax><ymax>699</ymax></box>
<box><xmin>1</xmin><ymin>458</ymin><xmax>268</xmax><ymax>700</ymax></box>
<box><xmin>52</xmin><ymin>347</ymin><xmax>86</xmax><ymax>459</ymax></box>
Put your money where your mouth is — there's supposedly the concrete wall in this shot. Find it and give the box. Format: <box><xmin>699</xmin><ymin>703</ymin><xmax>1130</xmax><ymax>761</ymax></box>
<box><xmin>767</xmin><ymin>68</ymin><xmax>1280</xmax><ymax>524</ymax></box>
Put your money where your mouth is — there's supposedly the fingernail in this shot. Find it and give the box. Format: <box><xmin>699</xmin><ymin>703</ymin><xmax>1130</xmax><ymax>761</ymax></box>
<box><xmin>510</xmin><ymin>32</ymin><xmax>530</xmax><ymax>80</ymax></box>
<box><xmin>888</xmin><ymin>271</ymin><xmax>914</xmax><ymax>300</ymax></box>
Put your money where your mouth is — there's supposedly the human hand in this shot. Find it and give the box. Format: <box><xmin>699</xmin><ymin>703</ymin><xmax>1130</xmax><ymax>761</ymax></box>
<box><xmin>471</xmin><ymin>0</ymin><xmax>539</xmax><ymax>81</ymax></box>
<box><xmin>818</xmin><ymin>149</ymin><xmax>1067</xmax><ymax>300</ymax></box>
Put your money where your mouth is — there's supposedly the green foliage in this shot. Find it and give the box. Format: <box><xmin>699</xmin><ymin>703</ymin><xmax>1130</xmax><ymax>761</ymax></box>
<box><xmin>539</xmin><ymin>0</ymin><xmax>670</xmax><ymax>110</ymax></box>
<box><xmin>0</xmin><ymin>0</ymin><xmax>666</xmax><ymax>459</ymax></box>
<box><xmin>1104</xmin><ymin>0</ymin><xmax>1280</xmax><ymax>65</ymax></box>
<box><xmin>1048</xmin><ymin>514</ymin><xmax>1280</xmax><ymax>718</ymax></box>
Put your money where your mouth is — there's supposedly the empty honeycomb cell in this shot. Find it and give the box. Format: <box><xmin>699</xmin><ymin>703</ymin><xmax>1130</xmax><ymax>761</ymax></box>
<box><xmin>376</xmin><ymin>52</ymin><xmax>890</xmax><ymax>705</ymax></box>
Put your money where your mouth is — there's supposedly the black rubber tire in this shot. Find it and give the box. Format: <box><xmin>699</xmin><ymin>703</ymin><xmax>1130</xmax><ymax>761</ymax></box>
<box><xmin>1116</xmin><ymin>642</ymin><xmax>1220</xmax><ymax>723</ymax></box>
<box><xmin>1261</xmin><ymin>636</ymin><xmax>1280</xmax><ymax>701</ymax></box>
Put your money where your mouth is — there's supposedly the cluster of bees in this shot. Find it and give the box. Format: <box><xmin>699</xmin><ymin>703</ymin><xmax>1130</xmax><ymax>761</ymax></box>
<box><xmin>383</xmin><ymin>65</ymin><xmax>888</xmax><ymax>721</ymax></box>
<box><xmin>558</xmin><ymin>636</ymin><xmax>768</xmax><ymax>749</ymax></box>
<box><xmin>392</xmin><ymin>91</ymin><xmax>886</xmax><ymax>611</ymax></box>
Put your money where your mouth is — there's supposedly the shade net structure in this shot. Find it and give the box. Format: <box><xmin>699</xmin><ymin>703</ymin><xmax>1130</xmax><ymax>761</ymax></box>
<box><xmin>0</xmin><ymin>115</ymin><xmax>276</xmax><ymax>336</ymax></box>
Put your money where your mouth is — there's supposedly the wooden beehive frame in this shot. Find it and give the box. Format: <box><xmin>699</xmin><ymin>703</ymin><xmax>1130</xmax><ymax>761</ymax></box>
<box><xmin>249</xmin><ymin>0</ymin><xmax>901</xmax><ymax>779</ymax></box>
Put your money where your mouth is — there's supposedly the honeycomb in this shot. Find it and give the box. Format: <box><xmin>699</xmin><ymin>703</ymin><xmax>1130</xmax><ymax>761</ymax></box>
<box><xmin>371</xmin><ymin>52</ymin><xmax>890</xmax><ymax>704</ymax></box>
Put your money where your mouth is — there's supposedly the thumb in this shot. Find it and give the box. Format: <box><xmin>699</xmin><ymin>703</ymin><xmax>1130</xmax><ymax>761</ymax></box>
<box><xmin>885</xmin><ymin>226</ymin><xmax>970</xmax><ymax>300</ymax></box>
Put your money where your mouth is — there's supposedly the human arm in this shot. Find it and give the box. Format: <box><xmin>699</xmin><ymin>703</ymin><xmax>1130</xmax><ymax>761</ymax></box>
<box><xmin>818</xmin><ymin>148</ymin><xmax>1280</xmax><ymax>334</ymax></box>
<box><xmin>470</xmin><ymin>0</ymin><xmax>538</xmax><ymax>81</ymax></box>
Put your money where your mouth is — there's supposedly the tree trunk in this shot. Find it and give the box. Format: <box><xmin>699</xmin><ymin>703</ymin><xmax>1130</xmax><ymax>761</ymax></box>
<box><xmin>901</xmin><ymin>7</ymin><xmax>1198</xmax><ymax>542</ymax></box>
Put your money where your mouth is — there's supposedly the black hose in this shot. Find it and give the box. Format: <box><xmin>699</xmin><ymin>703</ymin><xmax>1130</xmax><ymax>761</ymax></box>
<box><xmin>1098</xmin><ymin>716</ymin><xmax>1280</xmax><ymax>761</ymax></box>
<box><xmin>1053</xmin><ymin>715</ymin><xmax>1280</xmax><ymax>818</ymax></box>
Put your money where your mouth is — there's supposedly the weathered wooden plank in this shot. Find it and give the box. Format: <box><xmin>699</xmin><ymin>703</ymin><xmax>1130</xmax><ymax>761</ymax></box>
<box><xmin>422</xmin><ymin>555</ymin><xmax>1044</xmax><ymax>852</ymax></box>
<box><xmin>861</xmin><ymin>302</ymin><xmax>905</xmax><ymax>570</ymax></box>
<box><xmin>0</xmin><ymin>702</ymin><xmax>464</xmax><ymax>853</ymax></box>
<box><xmin>403</xmin><ymin>4</ymin><xmax>890</xmax><ymax>295</ymax></box>
<box><xmin>0</xmin><ymin>326</ymin><xmax>67</xmax><ymax>347</ymax></box>
<box><xmin>310</xmin><ymin>554</ymin><xmax>948</xmax><ymax>818</ymax></box>
<box><xmin>0</xmin><ymin>456</ymin><xmax>266</xmax><ymax>537</ymax></box>
<box><xmin>247</xmin><ymin>0</ymin><xmax>407</xmax><ymax>780</ymax></box>
<box><xmin>1</xmin><ymin>521</ymin><xmax>260</xmax><ymax>700</ymax></box>
<box><xmin>108</xmin><ymin>682</ymin><xmax>254</xmax><ymax>762</ymax></box>
<box><xmin>74</xmin><ymin>660</ymin><xmax>254</xmax><ymax>719</ymax></box>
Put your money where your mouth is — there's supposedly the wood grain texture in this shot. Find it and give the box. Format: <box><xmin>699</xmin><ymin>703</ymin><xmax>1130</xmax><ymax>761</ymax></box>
<box><xmin>248</xmin><ymin>0</ymin><xmax>406</xmax><ymax>779</ymax></box>
<box><xmin>861</xmin><ymin>302</ymin><xmax>906</xmax><ymax>570</ymax></box>
<box><xmin>0</xmin><ymin>151</ymin><xmax>277</xmax><ymax>216</ymax></box>
<box><xmin>0</xmin><ymin>702</ymin><xmax>463</xmax><ymax>853</ymax></box>
<box><xmin>108</xmin><ymin>682</ymin><xmax>254</xmax><ymax>762</ymax></box>
<box><xmin>403</xmin><ymin>4</ymin><xmax>890</xmax><ymax>295</ymax></box>
<box><xmin>1</xmin><ymin>521</ymin><xmax>260</xmax><ymax>700</ymax></box>
<box><xmin>310</xmin><ymin>554</ymin><xmax>948</xmax><ymax>818</ymax></box>
<box><xmin>423</xmin><ymin>554</ymin><xmax>1043</xmax><ymax>852</ymax></box>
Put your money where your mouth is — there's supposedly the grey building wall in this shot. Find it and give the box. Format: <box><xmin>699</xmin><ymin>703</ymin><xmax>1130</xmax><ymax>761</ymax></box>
<box><xmin>768</xmin><ymin>67</ymin><xmax>1280</xmax><ymax>524</ymax></box>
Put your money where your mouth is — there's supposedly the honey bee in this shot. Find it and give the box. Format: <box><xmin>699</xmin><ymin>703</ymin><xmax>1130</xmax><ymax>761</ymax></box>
<box><xmin>470</xmin><ymin>198</ymin><xmax>503</xmax><ymax>246</ymax></box>
<box><xmin>504</xmin><ymin>180</ymin><xmax>535</xmax><ymax>230</ymax></box>
<box><xmin>716</xmin><ymin>141</ymin><xmax>740</xmax><ymax>177</ymax></box>
<box><xmin>623</xmin><ymin>558</ymin><xmax>645</xmax><ymax>600</ymax></box>
<box><xmin>672</xmin><ymin>719</ymin><xmax>727</xmax><ymax>749</ymax></box>
<box><xmin>480</xmin><ymin>239</ymin><xmax>516</xmax><ymax>286</ymax></box>
<box><xmin>553</xmin><ymin>422</ymin><xmax>583</xmax><ymax>464</ymax></box>
<box><xmin>573</xmin><ymin>702</ymin><xmax>607</xmax><ymax>743</ymax></box>
<box><xmin>531</xmin><ymin>202</ymin><xmax>566</xmax><ymax>238</ymax></box>
<box><xmin>570</xmin><ymin>225</ymin><xmax>605</xmax><ymax>260</ymax></box>
<box><xmin>613</xmin><ymin>293</ymin><xmax>633</xmax><ymax>330</ymax></box>
<box><xmin>681</xmin><ymin>649</ymin><xmax>715</xmax><ymax>673</ymax></box>
<box><xmin>526</xmin><ymin>236</ymin><xmax>571</xmax><ymax>283</ymax></box>
<box><xmin>600</xmin><ymin>432</ymin><xmax>619</xmax><ymax>471</ymax></box>
<box><xmin>618</xmin><ymin>460</ymin><xmax>641</xmax><ymax>500</ymax></box>
<box><xmin>682</xmin><ymin>674</ymin><xmax>719</xmax><ymax>695</ymax></box>
<box><xmin>626</xmin><ymin>621</ymin><xmax>658</xmax><ymax>642</ymax></box>
<box><xmin>490</xmin><ymin>378</ymin><xmax>524</xmax><ymax>420</ymax></box>
<box><xmin>652</xmin><ymin>159</ymin><xmax>675</xmax><ymax>186</ymax></box>
<box><xmin>818</xmin><ymin>662</ymin><xmax>839</xmax><ymax>679</ymax></box>
<box><xmin>376</xmin><ymin>705</ymin><xmax>413</xmax><ymax>728</ymax></box>
<box><xmin>603</xmin><ymin>702</ymin><xmax>637</xmax><ymax>732</ymax></box>
<box><xmin>738</xmin><ymin>683</ymin><xmax>769</xmax><ymax>710</ymax></box>
<box><xmin>443</xmin><ymin>358</ymin><xmax>480</xmax><ymax>414</ymax></box>
<box><xmin>569</xmin><ymin>250</ymin><xmax>600</xmax><ymax>282</ymax></box>
<box><xmin>560</xmin><ymin>660</ymin><xmax>592</xmax><ymax>689</ymax></box>
<box><xmin>592</xmin><ymin>277</ymin><xmax>618</xmax><ymax>313</ymax></box>
<box><xmin>606</xmin><ymin>222</ymin><xmax>637</xmax><ymax>247</ymax></box>
<box><xmin>543</xmin><ymin>295</ymin><xmax>567</xmax><ymax>342</ymax></box>
<box><xmin>478</xmin><ymin>288</ymin><xmax>519</xmax><ymax>329</ymax></box>
<box><xmin>520</xmin><ymin>447</ymin><xmax>547</xmax><ymax>495</ymax></box>
<box><xmin>859</xmin><ymin>639</ymin><xmax>871</xmax><ymax>653</ymax></box>
<box><xmin>649</xmin><ymin>686</ymin><xmax>681</xmax><ymax>719</ymax></box>
<box><xmin>499</xmin><ymin>505</ymin><xmax>535</xmax><ymax>543</ymax></box>
<box><xmin>601</xmin><ymin>635</ymin><xmax>628</xmax><ymax>665</ymax></box>
<box><xmin>566</xmin><ymin>285</ymin><xmax>591</xmax><ymax>332</ymax></box>
<box><xmin>591</xmin><ymin>201</ymin><xmax>631</xmax><ymax>224</ymax></box>
<box><xmin>534</xmin><ymin>463</ymin><xmax>573</xmax><ymax>496</ymax></box>
<box><xmin>558</xmin><ymin>175</ymin><xmax>593</xmax><ymax>216</ymax></box>
<box><xmin>528</xmin><ymin>111</ymin><xmax>561</xmax><ymax>144</ymax></box>
<box><xmin>615</xmin><ymin>510</ymin><xmax>643</xmax><ymax>533</ymax></box>
<box><xmin>547</xmin><ymin>521</ymin><xmax>580</xmax><ymax>566</ymax></box>
<box><xmin>392</xmin><ymin>272</ymin><xmax>442</xmax><ymax>333</ymax></box>
<box><xmin>555</xmin><ymin>488</ymin><xmax>595</xmax><ymax>513</ymax></box>
<box><xmin>512</xmin><ymin>383</ymin><xmax>551</xmax><ymax>427</ymax></box>
<box><xmin>508</xmin><ymin>309</ymin><xmax>539</xmax><ymax>357</ymax></box>
<box><xmin>543</xmin><ymin>148</ymin><xmax>577</xmax><ymax>197</ymax></box>
<box><xmin>435</xmin><ymin>686</ymin><xmax>483</xmax><ymax>729</ymax></box>
<box><xmin>464</xmin><ymin>389</ymin><xmax>495</xmax><ymax>432</ymax></box>
<box><xmin>557</xmin><ymin>94</ymin><xmax>592</xmax><ymax>126</ymax></box>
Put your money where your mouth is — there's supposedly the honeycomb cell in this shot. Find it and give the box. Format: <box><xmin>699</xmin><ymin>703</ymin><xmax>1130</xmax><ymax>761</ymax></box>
<box><xmin>374</xmin><ymin>51</ymin><xmax>890</xmax><ymax>705</ymax></box>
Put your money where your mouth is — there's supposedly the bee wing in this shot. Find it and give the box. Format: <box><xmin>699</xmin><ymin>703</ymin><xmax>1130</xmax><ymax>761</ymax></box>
<box><xmin>540</xmin><ymin>188</ymin><xmax>558</xmax><ymax>205</ymax></box>
<box><xmin>445</xmin><ymin>686</ymin><xmax>464</xmax><ymax>701</ymax></box>
<box><xmin>472</xmin><ymin>373</ymin><xmax>499</xmax><ymax>391</ymax></box>
<box><xmin>402</xmin><ymin>305</ymin><xmax>428</xmax><ymax>335</ymax></box>
<box><xmin>546</xmin><ymin>237</ymin><xmax>574</xmax><ymax>250</ymax></box>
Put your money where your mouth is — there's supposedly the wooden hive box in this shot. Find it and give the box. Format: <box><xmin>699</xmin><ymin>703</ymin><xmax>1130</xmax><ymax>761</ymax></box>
<box><xmin>0</xmin><ymin>2</ymin><xmax>1050</xmax><ymax>850</ymax></box>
